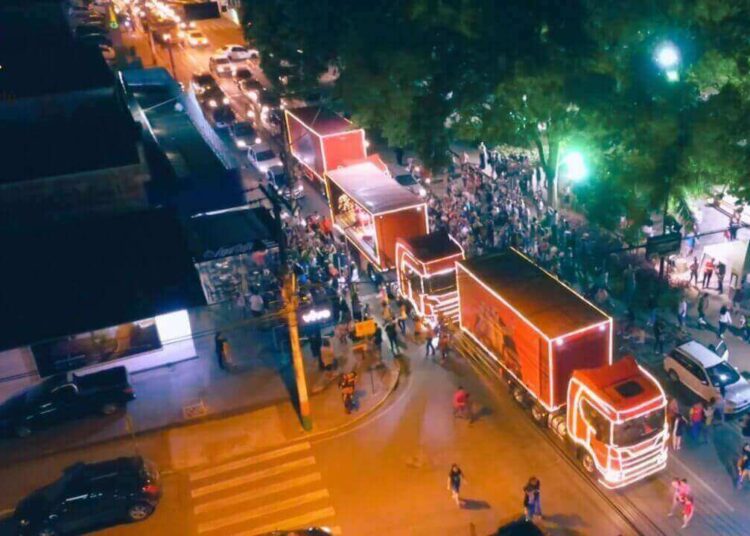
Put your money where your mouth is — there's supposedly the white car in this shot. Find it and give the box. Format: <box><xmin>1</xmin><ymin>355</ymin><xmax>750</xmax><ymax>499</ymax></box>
<box><xmin>664</xmin><ymin>340</ymin><xmax>750</xmax><ymax>414</ymax></box>
<box><xmin>209</xmin><ymin>54</ymin><xmax>234</xmax><ymax>78</ymax></box>
<box><xmin>187</xmin><ymin>31</ymin><xmax>208</xmax><ymax>48</ymax></box>
<box><xmin>215</xmin><ymin>44</ymin><xmax>258</xmax><ymax>62</ymax></box>
<box><xmin>247</xmin><ymin>142</ymin><xmax>282</xmax><ymax>174</ymax></box>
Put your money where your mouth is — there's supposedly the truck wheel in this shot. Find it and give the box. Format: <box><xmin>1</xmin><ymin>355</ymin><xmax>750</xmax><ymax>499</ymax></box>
<box><xmin>127</xmin><ymin>502</ymin><xmax>154</xmax><ymax>522</ymax></box>
<box><xmin>531</xmin><ymin>405</ymin><xmax>547</xmax><ymax>424</ymax></box>
<box><xmin>667</xmin><ymin>370</ymin><xmax>680</xmax><ymax>384</ymax></box>
<box><xmin>580</xmin><ymin>451</ymin><xmax>597</xmax><ymax>475</ymax></box>
<box><xmin>14</xmin><ymin>425</ymin><xmax>31</xmax><ymax>438</ymax></box>
<box><xmin>511</xmin><ymin>385</ymin><xmax>526</xmax><ymax>405</ymax></box>
<box><xmin>100</xmin><ymin>403</ymin><xmax>119</xmax><ymax>415</ymax></box>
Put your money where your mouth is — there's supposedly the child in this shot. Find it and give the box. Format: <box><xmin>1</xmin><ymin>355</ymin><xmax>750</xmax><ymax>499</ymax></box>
<box><xmin>681</xmin><ymin>495</ymin><xmax>694</xmax><ymax>528</ymax></box>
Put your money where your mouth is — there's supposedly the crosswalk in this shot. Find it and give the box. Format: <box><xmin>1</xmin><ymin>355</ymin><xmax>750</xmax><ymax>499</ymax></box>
<box><xmin>189</xmin><ymin>442</ymin><xmax>341</xmax><ymax>536</ymax></box>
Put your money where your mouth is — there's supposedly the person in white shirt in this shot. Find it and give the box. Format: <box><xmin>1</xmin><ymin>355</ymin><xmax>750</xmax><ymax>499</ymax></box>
<box><xmin>249</xmin><ymin>291</ymin><xmax>265</xmax><ymax>318</ymax></box>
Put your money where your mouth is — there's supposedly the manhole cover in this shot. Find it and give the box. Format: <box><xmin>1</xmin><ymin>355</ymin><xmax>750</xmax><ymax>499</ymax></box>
<box><xmin>183</xmin><ymin>400</ymin><xmax>207</xmax><ymax>420</ymax></box>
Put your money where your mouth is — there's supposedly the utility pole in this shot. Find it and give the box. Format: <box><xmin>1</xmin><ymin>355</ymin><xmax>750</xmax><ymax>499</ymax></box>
<box><xmin>284</xmin><ymin>274</ymin><xmax>312</xmax><ymax>430</ymax></box>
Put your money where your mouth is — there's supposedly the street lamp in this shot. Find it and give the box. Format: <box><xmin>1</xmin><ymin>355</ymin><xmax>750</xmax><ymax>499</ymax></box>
<box><xmin>654</xmin><ymin>41</ymin><xmax>680</xmax><ymax>82</ymax></box>
<box><xmin>561</xmin><ymin>151</ymin><xmax>588</xmax><ymax>182</ymax></box>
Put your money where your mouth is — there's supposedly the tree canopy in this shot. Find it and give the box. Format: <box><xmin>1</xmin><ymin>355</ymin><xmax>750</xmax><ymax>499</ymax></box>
<box><xmin>242</xmin><ymin>0</ymin><xmax>750</xmax><ymax>232</ymax></box>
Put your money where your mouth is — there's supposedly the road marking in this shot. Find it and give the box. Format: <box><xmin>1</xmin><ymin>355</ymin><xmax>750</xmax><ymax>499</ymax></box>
<box><xmin>193</xmin><ymin>472</ymin><xmax>322</xmax><ymax>514</ymax></box>
<box><xmin>670</xmin><ymin>454</ymin><xmax>735</xmax><ymax>512</ymax></box>
<box><xmin>197</xmin><ymin>489</ymin><xmax>330</xmax><ymax>533</ymax></box>
<box><xmin>233</xmin><ymin>507</ymin><xmax>337</xmax><ymax>536</ymax></box>
<box><xmin>191</xmin><ymin>457</ymin><xmax>317</xmax><ymax>498</ymax></box>
<box><xmin>190</xmin><ymin>442</ymin><xmax>311</xmax><ymax>481</ymax></box>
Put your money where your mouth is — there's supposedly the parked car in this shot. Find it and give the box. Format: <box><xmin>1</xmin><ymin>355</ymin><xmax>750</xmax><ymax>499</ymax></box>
<box><xmin>209</xmin><ymin>53</ymin><xmax>234</xmax><ymax>78</ymax></box>
<box><xmin>664</xmin><ymin>340</ymin><xmax>750</xmax><ymax>414</ymax></box>
<box><xmin>215</xmin><ymin>44</ymin><xmax>257</xmax><ymax>62</ymax></box>
<box><xmin>0</xmin><ymin>366</ymin><xmax>134</xmax><ymax>438</ymax></box>
<box><xmin>199</xmin><ymin>86</ymin><xmax>230</xmax><ymax>109</ymax></box>
<box><xmin>229</xmin><ymin>121</ymin><xmax>260</xmax><ymax>149</ymax></box>
<box><xmin>267</xmin><ymin>165</ymin><xmax>304</xmax><ymax>200</ymax></box>
<box><xmin>209</xmin><ymin>105</ymin><xmax>236</xmax><ymax>129</ymax></box>
<box><xmin>14</xmin><ymin>456</ymin><xmax>161</xmax><ymax>535</ymax></box>
<box><xmin>234</xmin><ymin>66</ymin><xmax>253</xmax><ymax>83</ymax></box>
<box><xmin>247</xmin><ymin>142</ymin><xmax>282</xmax><ymax>173</ymax></box>
<box><xmin>390</xmin><ymin>165</ymin><xmax>427</xmax><ymax>197</ymax></box>
<box><xmin>190</xmin><ymin>72</ymin><xmax>218</xmax><ymax>95</ymax></box>
<box><xmin>186</xmin><ymin>30</ymin><xmax>208</xmax><ymax>47</ymax></box>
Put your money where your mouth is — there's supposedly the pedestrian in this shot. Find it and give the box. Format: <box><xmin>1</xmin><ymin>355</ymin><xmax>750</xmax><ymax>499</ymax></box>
<box><xmin>702</xmin><ymin>258</ymin><xmax>715</xmax><ymax>289</ymax></box>
<box><xmin>717</xmin><ymin>261</ymin><xmax>727</xmax><ymax>294</ymax></box>
<box><xmin>385</xmin><ymin>320</ymin><xmax>399</xmax><ymax>355</ymax></box>
<box><xmin>667</xmin><ymin>397</ymin><xmax>680</xmax><ymax>428</ymax></box>
<box><xmin>737</xmin><ymin>447</ymin><xmax>750</xmax><ymax>489</ymax></box>
<box><xmin>653</xmin><ymin>316</ymin><xmax>665</xmax><ymax>354</ymax></box>
<box><xmin>249</xmin><ymin>289</ymin><xmax>265</xmax><ymax>318</ymax></box>
<box><xmin>221</xmin><ymin>337</ymin><xmax>234</xmax><ymax>370</ymax></box>
<box><xmin>689</xmin><ymin>402</ymin><xmax>704</xmax><ymax>443</ymax></box>
<box><xmin>677</xmin><ymin>297</ymin><xmax>687</xmax><ymax>328</ymax></box>
<box><xmin>681</xmin><ymin>495</ymin><xmax>694</xmax><ymax>529</ymax></box>
<box><xmin>215</xmin><ymin>332</ymin><xmax>227</xmax><ymax>370</ymax></box>
<box><xmin>668</xmin><ymin>477</ymin><xmax>685</xmax><ymax>517</ymax></box>
<box><xmin>528</xmin><ymin>476</ymin><xmax>542</xmax><ymax>520</ymax></box>
<box><xmin>453</xmin><ymin>386</ymin><xmax>471</xmax><ymax>420</ymax></box>
<box><xmin>702</xmin><ymin>399</ymin><xmax>715</xmax><ymax>442</ymax></box>
<box><xmin>413</xmin><ymin>315</ymin><xmax>423</xmax><ymax>343</ymax></box>
<box><xmin>372</xmin><ymin>324</ymin><xmax>383</xmax><ymax>361</ymax></box>
<box><xmin>397</xmin><ymin>301</ymin><xmax>408</xmax><ymax>335</ymax></box>
<box><xmin>697</xmin><ymin>292</ymin><xmax>709</xmax><ymax>326</ymax></box>
<box><xmin>309</xmin><ymin>330</ymin><xmax>324</xmax><ymax>369</ymax></box>
<box><xmin>424</xmin><ymin>322</ymin><xmax>436</xmax><ymax>358</ymax></box>
<box><xmin>718</xmin><ymin>305</ymin><xmax>732</xmax><ymax>337</ymax></box>
<box><xmin>672</xmin><ymin>413</ymin><xmax>686</xmax><ymax>450</ymax></box>
<box><xmin>478</xmin><ymin>141</ymin><xmax>487</xmax><ymax>170</ymax></box>
<box><xmin>447</xmin><ymin>464</ymin><xmax>464</xmax><ymax>507</ymax></box>
<box><xmin>688</xmin><ymin>257</ymin><xmax>699</xmax><ymax>286</ymax></box>
<box><xmin>438</xmin><ymin>329</ymin><xmax>450</xmax><ymax>362</ymax></box>
<box><xmin>716</xmin><ymin>385</ymin><xmax>727</xmax><ymax>424</ymax></box>
<box><xmin>523</xmin><ymin>479</ymin><xmax>540</xmax><ymax>521</ymax></box>
<box><xmin>382</xmin><ymin>302</ymin><xmax>393</xmax><ymax>323</ymax></box>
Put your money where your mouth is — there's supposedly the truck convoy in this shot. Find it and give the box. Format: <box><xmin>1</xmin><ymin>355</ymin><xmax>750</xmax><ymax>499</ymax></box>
<box><xmin>456</xmin><ymin>249</ymin><xmax>668</xmax><ymax>488</ymax></box>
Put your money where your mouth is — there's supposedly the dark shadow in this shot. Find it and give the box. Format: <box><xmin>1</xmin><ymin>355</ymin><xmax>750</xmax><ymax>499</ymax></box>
<box><xmin>395</xmin><ymin>353</ymin><xmax>411</xmax><ymax>376</ymax></box>
<box><xmin>543</xmin><ymin>513</ymin><xmax>585</xmax><ymax>528</ymax></box>
<box><xmin>460</xmin><ymin>497</ymin><xmax>490</xmax><ymax>510</ymax></box>
<box><xmin>472</xmin><ymin>405</ymin><xmax>493</xmax><ymax>421</ymax></box>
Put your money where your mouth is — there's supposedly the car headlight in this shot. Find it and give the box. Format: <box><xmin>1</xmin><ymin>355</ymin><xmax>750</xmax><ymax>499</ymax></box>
<box><xmin>208</xmin><ymin>99</ymin><xmax>217</xmax><ymax>107</ymax></box>
<box><xmin>223</xmin><ymin>97</ymin><xmax>230</xmax><ymax>104</ymax></box>
<box><xmin>236</xmin><ymin>140</ymin><xmax>246</xmax><ymax>148</ymax></box>
<box><xmin>418</xmin><ymin>187</ymin><xmax>427</xmax><ymax>197</ymax></box>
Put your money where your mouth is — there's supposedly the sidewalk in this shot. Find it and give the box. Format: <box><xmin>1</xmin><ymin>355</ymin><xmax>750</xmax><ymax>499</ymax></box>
<box><xmin>0</xmin><ymin>299</ymin><xmax>397</xmax><ymax>465</ymax></box>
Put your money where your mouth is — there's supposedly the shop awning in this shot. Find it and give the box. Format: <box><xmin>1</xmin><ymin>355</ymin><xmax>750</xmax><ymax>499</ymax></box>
<box><xmin>326</xmin><ymin>161</ymin><xmax>424</xmax><ymax>215</ymax></box>
<box><xmin>0</xmin><ymin>209</ymin><xmax>206</xmax><ymax>351</ymax></box>
<box><xmin>186</xmin><ymin>207</ymin><xmax>279</xmax><ymax>262</ymax></box>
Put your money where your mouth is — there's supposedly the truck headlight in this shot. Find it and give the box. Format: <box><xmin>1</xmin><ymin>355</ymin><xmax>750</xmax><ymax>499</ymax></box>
<box><xmin>208</xmin><ymin>99</ymin><xmax>217</xmax><ymax>108</ymax></box>
<box><xmin>223</xmin><ymin>97</ymin><xmax>230</xmax><ymax>105</ymax></box>
<box><xmin>236</xmin><ymin>140</ymin><xmax>246</xmax><ymax>148</ymax></box>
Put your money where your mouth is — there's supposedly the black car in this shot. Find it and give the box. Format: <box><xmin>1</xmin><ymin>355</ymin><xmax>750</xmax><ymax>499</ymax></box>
<box><xmin>14</xmin><ymin>456</ymin><xmax>161</xmax><ymax>536</ymax></box>
<box><xmin>190</xmin><ymin>72</ymin><xmax>218</xmax><ymax>95</ymax></box>
<box><xmin>0</xmin><ymin>366</ymin><xmax>135</xmax><ymax>438</ymax></box>
<box><xmin>199</xmin><ymin>86</ymin><xmax>230</xmax><ymax>109</ymax></box>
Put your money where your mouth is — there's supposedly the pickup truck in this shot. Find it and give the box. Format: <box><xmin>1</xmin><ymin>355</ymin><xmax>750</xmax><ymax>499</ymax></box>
<box><xmin>0</xmin><ymin>366</ymin><xmax>135</xmax><ymax>438</ymax></box>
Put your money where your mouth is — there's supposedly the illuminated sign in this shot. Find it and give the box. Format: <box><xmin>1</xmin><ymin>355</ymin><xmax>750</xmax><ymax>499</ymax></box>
<box><xmin>301</xmin><ymin>308</ymin><xmax>332</xmax><ymax>324</ymax></box>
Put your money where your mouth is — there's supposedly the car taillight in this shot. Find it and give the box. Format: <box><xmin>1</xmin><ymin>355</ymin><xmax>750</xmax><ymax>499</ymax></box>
<box><xmin>142</xmin><ymin>484</ymin><xmax>160</xmax><ymax>496</ymax></box>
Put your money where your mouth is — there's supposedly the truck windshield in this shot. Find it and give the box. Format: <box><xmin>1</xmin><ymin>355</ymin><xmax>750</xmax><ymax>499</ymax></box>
<box><xmin>706</xmin><ymin>362</ymin><xmax>740</xmax><ymax>388</ymax></box>
<box><xmin>614</xmin><ymin>408</ymin><xmax>665</xmax><ymax>447</ymax></box>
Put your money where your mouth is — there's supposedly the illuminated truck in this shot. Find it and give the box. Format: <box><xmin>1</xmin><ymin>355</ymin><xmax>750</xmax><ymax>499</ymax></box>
<box><xmin>395</xmin><ymin>231</ymin><xmax>465</xmax><ymax>322</ymax></box>
<box><xmin>284</xmin><ymin>106</ymin><xmax>367</xmax><ymax>185</ymax></box>
<box><xmin>325</xmin><ymin>161</ymin><xmax>429</xmax><ymax>275</ymax></box>
<box><xmin>457</xmin><ymin>249</ymin><xmax>668</xmax><ymax>488</ymax></box>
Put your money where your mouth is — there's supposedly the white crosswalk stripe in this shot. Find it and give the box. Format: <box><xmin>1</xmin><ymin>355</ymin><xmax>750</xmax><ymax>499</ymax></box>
<box><xmin>188</xmin><ymin>442</ymin><xmax>340</xmax><ymax>535</ymax></box>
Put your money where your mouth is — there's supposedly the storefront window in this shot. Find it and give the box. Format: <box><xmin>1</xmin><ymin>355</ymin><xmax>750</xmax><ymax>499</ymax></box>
<box><xmin>196</xmin><ymin>249</ymin><xmax>280</xmax><ymax>305</ymax></box>
<box><xmin>32</xmin><ymin>319</ymin><xmax>162</xmax><ymax>377</ymax></box>
<box><xmin>424</xmin><ymin>272</ymin><xmax>456</xmax><ymax>295</ymax></box>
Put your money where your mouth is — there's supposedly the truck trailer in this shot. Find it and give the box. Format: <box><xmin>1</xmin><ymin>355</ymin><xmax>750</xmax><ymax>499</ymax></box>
<box><xmin>456</xmin><ymin>249</ymin><xmax>668</xmax><ymax>488</ymax></box>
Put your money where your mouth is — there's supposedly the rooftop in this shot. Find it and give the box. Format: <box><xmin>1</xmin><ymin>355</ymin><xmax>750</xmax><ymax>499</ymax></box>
<box><xmin>399</xmin><ymin>231</ymin><xmax>463</xmax><ymax>263</ymax></box>
<box><xmin>327</xmin><ymin>161</ymin><xmax>425</xmax><ymax>214</ymax></box>
<box><xmin>186</xmin><ymin>208</ymin><xmax>279</xmax><ymax>262</ymax></box>
<box><xmin>0</xmin><ymin>209</ymin><xmax>206</xmax><ymax>351</ymax></box>
<box><xmin>458</xmin><ymin>250</ymin><xmax>609</xmax><ymax>339</ymax></box>
<box><xmin>286</xmin><ymin>106</ymin><xmax>357</xmax><ymax>136</ymax></box>
<box><xmin>575</xmin><ymin>357</ymin><xmax>663</xmax><ymax>413</ymax></box>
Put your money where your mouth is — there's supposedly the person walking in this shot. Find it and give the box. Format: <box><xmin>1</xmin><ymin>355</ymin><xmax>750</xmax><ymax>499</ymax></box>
<box><xmin>438</xmin><ymin>329</ymin><xmax>450</xmax><ymax>362</ymax></box>
<box><xmin>702</xmin><ymin>399</ymin><xmax>715</xmax><ymax>442</ymax></box>
<box><xmin>672</xmin><ymin>413</ymin><xmax>686</xmax><ymax>450</ymax></box>
<box><xmin>220</xmin><ymin>337</ymin><xmax>234</xmax><ymax>370</ymax></box>
<box><xmin>528</xmin><ymin>477</ymin><xmax>542</xmax><ymax>520</ymax></box>
<box><xmin>689</xmin><ymin>402</ymin><xmax>704</xmax><ymax>443</ymax></box>
<box><xmin>688</xmin><ymin>257</ymin><xmax>699</xmax><ymax>286</ymax></box>
<box><xmin>215</xmin><ymin>332</ymin><xmax>227</xmax><ymax>370</ymax></box>
<box><xmin>697</xmin><ymin>292</ymin><xmax>709</xmax><ymax>326</ymax></box>
<box><xmin>447</xmin><ymin>464</ymin><xmax>465</xmax><ymax>507</ymax></box>
<box><xmin>653</xmin><ymin>316</ymin><xmax>665</xmax><ymax>354</ymax></box>
<box><xmin>397</xmin><ymin>301</ymin><xmax>408</xmax><ymax>335</ymax></box>
<box><xmin>717</xmin><ymin>261</ymin><xmax>726</xmax><ymax>294</ymax></box>
<box><xmin>737</xmin><ymin>446</ymin><xmax>750</xmax><ymax>489</ymax></box>
<box><xmin>249</xmin><ymin>289</ymin><xmax>265</xmax><ymax>318</ymax></box>
<box><xmin>424</xmin><ymin>322</ymin><xmax>436</xmax><ymax>358</ymax></box>
<box><xmin>718</xmin><ymin>305</ymin><xmax>732</xmax><ymax>337</ymax></box>
<box><xmin>385</xmin><ymin>320</ymin><xmax>399</xmax><ymax>355</ymax></box>
<box><xmin>668</xmin><ymin>477</ymin><xmax>688</xmax><ymax>517</ymax></box>
<box><xmin>478</xmin><ymin>142</ymin><xmax>487</xmax><ymax>170</ymax></box>
<box><xmin>702</xmin><ymin>258</ymin><xmax>715</xmax><ymax>289</ymax></box>
<box><xmin>677</xmin><ymin>297</ymin><xmax>688</xmax><ymax>328</ymax></box>
<box><xmin>453</xmin><ymin>386</ymin><xmax>470</xmax><ymax>419</ymax></box>
<box><xmin>681</xmin><ymin>495</ymin><xmax>694</xmax><ymax>529</ymax></box>
<box><xmin>372</xmin><ymin>324</ymin><xmax>383</xmax><ymax>361</ymax></box>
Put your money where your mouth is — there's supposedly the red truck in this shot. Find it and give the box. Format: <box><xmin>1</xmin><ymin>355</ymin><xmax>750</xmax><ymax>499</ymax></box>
<box><xmin>456</xmin><ymin>249</ymin><xmax>668</xmax><ymax>488</ymax></box>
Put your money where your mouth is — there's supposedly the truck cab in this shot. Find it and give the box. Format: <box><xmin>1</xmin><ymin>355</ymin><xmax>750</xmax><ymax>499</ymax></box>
<box><xmin>566</xmin><ymin>357</ymin><xmax>668</xmax><ymax>489</ymax></box>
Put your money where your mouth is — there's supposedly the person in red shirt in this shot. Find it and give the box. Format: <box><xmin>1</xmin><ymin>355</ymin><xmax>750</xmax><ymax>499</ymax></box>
<box><xmin>453</xmin><ymin>386</ymin><xmax>470</xmax><ymax>419</ymax></box>
<box><xmin>681</xmin><ymin>495</ymin><xmax>694</xmax><ymax>528</ymax></box>
<box><xmin>702</xmin><ymin>258</ymin><xmax>715</xmax><ymax>289</ymax></box>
